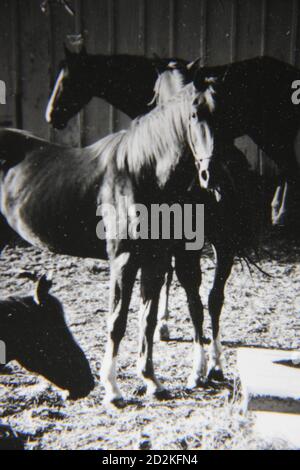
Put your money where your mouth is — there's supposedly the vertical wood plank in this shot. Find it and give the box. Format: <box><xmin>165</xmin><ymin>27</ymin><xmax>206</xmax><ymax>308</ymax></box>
<box><xmin>18</xmin><ymin>0</ymin><xmax>50</xmax><ymax>138</ymax></box>
<box><xmin>114</xmin><ymin>0</ymin><xmax>145</xmax><ymax>131</ymax></box>
<box><xmin>289</xmin><ymin>0</ymin><xmax>298</xmax><ymax>65</ymax></box>
<box><xmin>175</xmin><ymin>0</ymin><xmax>202</xmax><ymax>60</ymax></box>
<box><xmin>81</xmin><ymin>0</ymin><xmax>112</xmax><ymax>144</ymax></box>
<box><xmin>236</xmin><ymin>0</ymin><xmax>263</xmax><ymax>59</ymax></box>
<box><xmin>206</xmin><ymin>0</ymin><xmax>233</xmax><ymax>65</ymax></box>
<box><xmin>108</xmin><ymin>0</ymin><xmax>116</xmax><ymax>133</ymax></box>
<box><xmin>200</xmin><ymin>0</ymin><xmax>207</xmax><ymax>65</ymax></box>
<box><xmin>235</xmin><ymin>0</ymin><xmax>263</xmax><ymax>172</ymax></box>
<box><xmin>0</xmin><ymin>0</ymin><xmax>15</xmax><ymax>127</ymax></box>
<box><xmin>265</xmin><ymin>0</ymin><xmax>294</xmax><ymax>62</ymax></box>
<box><xmin>168</xmin><ymin>0</ymin><xmax>176</xmax><ymax>55</ymax></box>
<box><xmin>146</xmin><ymin>0</ymin><xmax>172</xmax><ymax>58</ymax></box>
<box><xmin>295</xmin><ymin>0</ymin><xmax>300</xmax><ymax>67</ymax></box>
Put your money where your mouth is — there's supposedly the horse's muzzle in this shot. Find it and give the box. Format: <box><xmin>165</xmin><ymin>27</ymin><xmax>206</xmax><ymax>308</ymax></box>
<box><xmin>198</xmin><ymin>169</ymin><xmax>211</xmax><ymax>189</ymax></box>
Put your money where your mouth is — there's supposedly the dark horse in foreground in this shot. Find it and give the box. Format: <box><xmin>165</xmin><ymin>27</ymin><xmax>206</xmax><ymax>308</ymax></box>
<box><xmin>0</xmin><ymin>85</ymin><xmax>257</xmax><ymax>403</ymax></box>
<box><xmin>0</xmin><ymin>275</ymin><xmax>94</xmax><ymax>399</ymax></box>
<box><xmin>192</xmin><ymin>56</ymin><xmax>300</xmax><ymax>228</ymax></box>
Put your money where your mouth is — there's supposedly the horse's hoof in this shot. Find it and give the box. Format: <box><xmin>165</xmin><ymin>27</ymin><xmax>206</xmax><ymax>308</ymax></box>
<box><xmin>207</xmin><ymin>367</ymin><xmax>224</xmax><ymax>382</ymax></box>
<box><xmin>154</xmin><ymin>388</ymin><xmax>171</xmax><ymax>400</ymax></box>
<box><xmin>186</xmin><ymin>376</ymin><xmax>207</xmax><ymax>389</ymax></box>
<box><xmin>155</xmin><ymin>323</ymin><xmax>170</xmax><ymax>342</ymax></box>
<box><xmin>103</xmin><ymin>390</ymin><xmax>124</xmax><ymax>407</ymax></box>
<box><xmin>104</xmin><ymin>396</ymin><xmax>126</xmax><ymax>409</ymax></box>
<box><xmin>272</xmin><ymin>211</ymin><xmax>288</xmax><ymax>227</ymax></box>
<box><xmin>135</xmin><ymin>385</ymin><xmax>147</xmax><ymax>396</ymax></box>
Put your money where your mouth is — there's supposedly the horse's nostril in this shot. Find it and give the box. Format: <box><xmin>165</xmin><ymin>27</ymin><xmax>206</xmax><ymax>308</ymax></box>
<box><xmin>201</xmin><ymin>170</ymin><xmax>208</xmax><ymax>182</ymax></box>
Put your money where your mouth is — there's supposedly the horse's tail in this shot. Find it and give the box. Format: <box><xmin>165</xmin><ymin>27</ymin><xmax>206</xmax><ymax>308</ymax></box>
<box><xmin>218</xmin><ymin>148</ymin><xmax>265</xmax><ymax>269</ymax></box>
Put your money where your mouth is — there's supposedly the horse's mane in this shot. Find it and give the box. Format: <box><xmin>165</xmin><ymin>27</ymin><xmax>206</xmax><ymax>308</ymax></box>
<box><xmin>149</xmin><ymin>69</ymin><xmax>186</xmax><ymax>106</ymax></box>
<box><xmin>90</xmin><ymin>83</ymin><xmax>198</xmax><ymax>182</ymax></box>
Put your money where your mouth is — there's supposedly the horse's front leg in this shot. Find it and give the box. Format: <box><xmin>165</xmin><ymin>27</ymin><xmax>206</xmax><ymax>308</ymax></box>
<box><xmin>137</xmin><ymin>253</ymin><xmax>169</xmax><ymax>397</ymax></box>
<box><xmin>207</xmin><ymin>246</ymin><xmax>234</xmax><ymax>382</ymax></box>
<box><xmin>101</xmin><ymin>252</ymin><xmax>138</xmax><ymax>404</ymax></box>
<box><xmin>156</xmin><ymin>263</ymin><xmax>173</xmax><ymax>341</ymax></box>
<box><xmin>175</xmin><ymin>250</ymin><xmax>206</xmax><ymax>388</ymax></box>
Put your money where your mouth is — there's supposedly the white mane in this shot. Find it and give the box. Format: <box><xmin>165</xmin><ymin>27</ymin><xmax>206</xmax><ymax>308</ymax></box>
<box><xmin>150</xmin><ymin>69</ymin><xmax>186</xmax><ymax>107</ymax></box>
<box><xmin>89</xmin><ymin>83</ymin><xmax>200</xmax><ymax>185</ymax></box>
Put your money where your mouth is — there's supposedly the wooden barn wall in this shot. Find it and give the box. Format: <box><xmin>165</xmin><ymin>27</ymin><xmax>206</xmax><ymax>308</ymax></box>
<box><xmin>0</xmin><ymin>0</ymin><xmax>300</xmax><ymax>173</ymax></box>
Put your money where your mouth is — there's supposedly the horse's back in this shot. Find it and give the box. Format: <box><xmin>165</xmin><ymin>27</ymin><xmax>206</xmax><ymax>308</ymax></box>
<box><xmin>0</xmin><ymin>129</ymin><xmax>107</xmax><ymax>258</ymax></box>
<box><xmin>0</xmin><ymin>128</ymin><xmax>51</xmax><ymax>171</ymax></box>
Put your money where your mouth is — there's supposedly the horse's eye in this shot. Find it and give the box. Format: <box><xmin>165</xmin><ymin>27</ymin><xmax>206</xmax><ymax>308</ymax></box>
<box><xmin>192</xmin><ymin>113</ymin><xmax>196</xmax><ymax>119</ymax></box>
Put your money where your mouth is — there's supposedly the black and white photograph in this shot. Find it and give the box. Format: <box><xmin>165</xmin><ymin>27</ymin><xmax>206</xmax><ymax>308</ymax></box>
<box><xmin>0</xmin><ymin>0</ymin><xmax>299</xmax><ymax>452</ymax></box>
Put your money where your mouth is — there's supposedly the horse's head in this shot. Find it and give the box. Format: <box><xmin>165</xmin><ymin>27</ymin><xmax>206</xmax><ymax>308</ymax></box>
<box><xmin>46</xmin><ymin>44</ymin><xmax>92</xmax><ymax>129</ymax></box>
<box><xmin>151</xmin><ymin>57</ymin><xmax>201</xmax><ymax>106</ymax></box>
<box><xmin>187</xmin><ymin>81</ymin><xmax>218</xmax><ymax>190</ymax></box>
<box><xmin>191</xmin><ymin>68</ymin><xmax>238</xmax><ymax>192</ymax></box>
<box><xmin>17</xmin><ymin>275</ymin><xmax>94</xmax><ymax>399</ymax></box>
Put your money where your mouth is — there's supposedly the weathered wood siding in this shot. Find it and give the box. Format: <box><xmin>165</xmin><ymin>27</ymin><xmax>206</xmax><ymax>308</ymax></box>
<box><xmin>0</xmin><ymin>0</ymin><xmax>299</xmax><ymax>173</ymax></box>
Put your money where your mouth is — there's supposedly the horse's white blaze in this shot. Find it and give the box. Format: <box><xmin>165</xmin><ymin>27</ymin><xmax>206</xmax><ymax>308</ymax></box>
<box><xmin>189</xmin><ymin>118</ymin><xmax>214</xmax><ymax>189</ymax></box>
<box><xmin>187</xmin><ymin>343</ymin><xmax>207</xmax><ymax>388</ymax></box>
<box><xmin>45</xmin><ymin>70</ymin><xmax>65</xmax><ymax>123</ymax></box>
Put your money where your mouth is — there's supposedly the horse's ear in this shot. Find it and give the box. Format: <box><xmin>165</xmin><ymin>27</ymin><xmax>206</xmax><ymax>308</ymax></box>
<box><xmin>194</xmin><ymin>72</ymin><xmax>217</xmax><ymax>93</ymax></box>
<box><xmin>34</xmin><ymin>275</ymin><xmax>53</xmax><ymax>306</ymax></box>
<box><xmin>186</xmin><ymin>57</ymin><xmax>201</xmax><ymax>73</ymax></box>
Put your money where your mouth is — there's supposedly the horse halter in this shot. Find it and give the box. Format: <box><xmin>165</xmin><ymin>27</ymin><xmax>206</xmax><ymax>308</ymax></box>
<box><xmin>187</xmin><ymin>115</ymin><xmax>212</xmax><ymax>171</ymax></box>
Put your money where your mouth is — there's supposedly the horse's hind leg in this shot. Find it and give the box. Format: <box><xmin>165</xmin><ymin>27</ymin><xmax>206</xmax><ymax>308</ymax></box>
<box><xmin>137</xmin><ymin>253</ymin><xmax>169</xmax><ymax>397</ymax></box>
<box><xmin>175</xmin><ymin>250</ymin><xmax>206</xmax><ymax>388</ymax></box>
<box><xmin>101</xmin><ymin>252</ymin><xmax>138</xmax><ymax>404</ymax></box>
<box><xmin>156</xmin><ymin>263</ymin><xmax>173</xmax><ymax>341</ymax></box>
<box><xmin>0</xmin><ymin>214</ymin><xmax>13</xmax><ymax>255</ymax></box>
<box><xmin>207</xmin><ymin>245</ymin><xmax>234</xmax><ymax>382</ymax></box>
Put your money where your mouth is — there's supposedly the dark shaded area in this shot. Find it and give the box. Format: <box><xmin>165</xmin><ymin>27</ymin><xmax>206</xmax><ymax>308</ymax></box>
<box><xmin>0</xmin><ymin>424</ymin><xmax>24</xmax><ymax>450</ymax></box>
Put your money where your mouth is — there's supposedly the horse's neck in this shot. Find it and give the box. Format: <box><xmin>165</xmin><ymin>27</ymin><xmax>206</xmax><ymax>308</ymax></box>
<box><xmin>90</xmin><ymin>55</ymin><xmax>158</xmax><ymax>118</ymax></box>
<box><xmin>122</xmin><ymin>91</ymin><xmax>192</xmax><ymax>188</ymax></box>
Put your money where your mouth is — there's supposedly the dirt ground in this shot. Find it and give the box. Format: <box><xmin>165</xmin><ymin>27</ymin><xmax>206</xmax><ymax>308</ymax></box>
<box><xmin>0</xmin><ymin>235</ymin><xmax>299</xmax><ymax>450</ymax></box>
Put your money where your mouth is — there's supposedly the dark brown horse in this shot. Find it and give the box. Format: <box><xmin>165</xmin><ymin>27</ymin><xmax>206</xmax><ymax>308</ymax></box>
<box><xmin>45</xmin><ymin>45</ymin><xmax>192</xmax><ymax>128</ymax></box>
<box><xmin>193</xmin><ymin>56</ymin><xmax>300</xmax><ymax>228</ymax></box>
